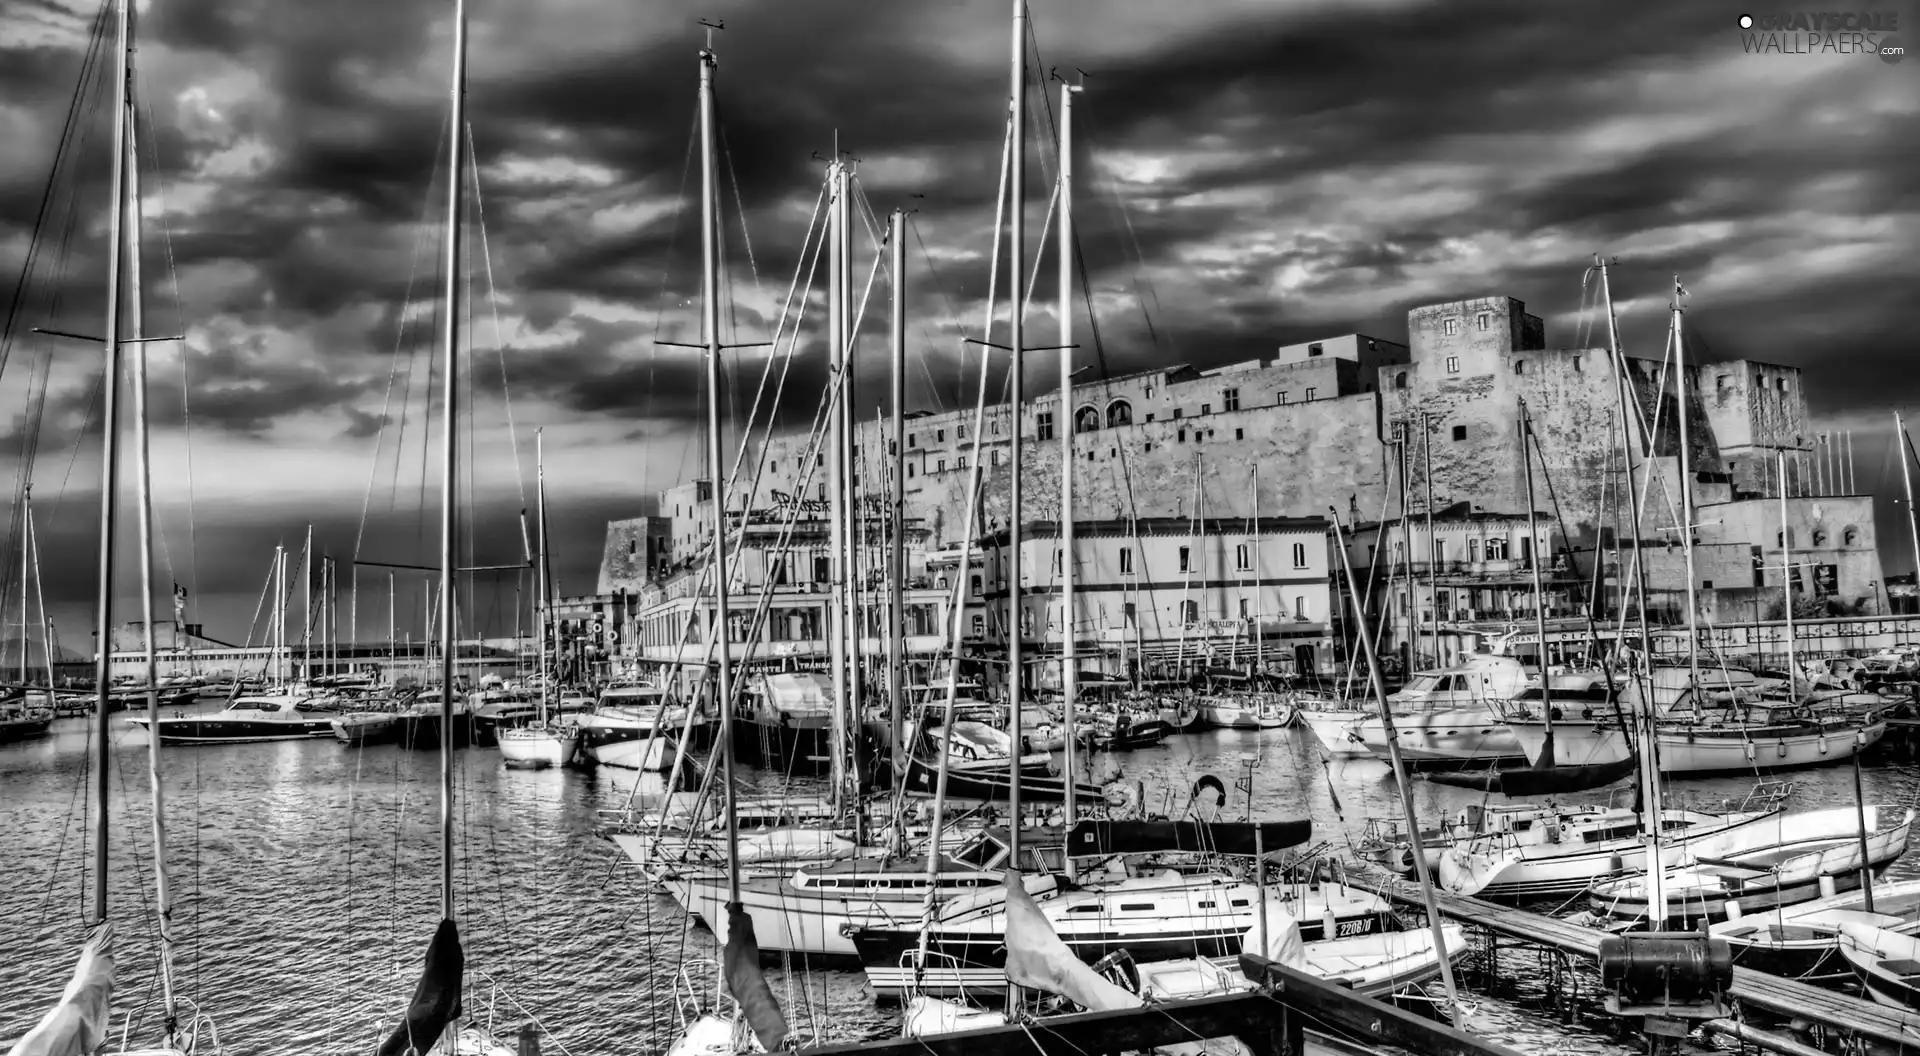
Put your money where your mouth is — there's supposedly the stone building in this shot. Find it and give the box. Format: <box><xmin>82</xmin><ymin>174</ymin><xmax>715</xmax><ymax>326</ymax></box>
<box><xmin>602</xmin><ymin>291</ymin><xmax>1886</xmax><ymax>665</ymax></box>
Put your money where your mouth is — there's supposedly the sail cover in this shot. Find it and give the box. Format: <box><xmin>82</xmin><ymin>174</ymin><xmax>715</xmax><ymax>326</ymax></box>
<box><xmin>1001</xmin><ymin>871</ymin><xmax>1142</xmax><ymax>1013</ymax></box>
<box><xmin>1424</xmin><ymin>756</ymin><xmax>1637</xmax><ymax>797</ymax></box>
<box><xmin>8</xmin><ymin>923</ymin><xmax>114</xmax><ymax>1056</ymax></box>
<box><xmin>1065</xmin><ymin>819</ymin><xmax>1311</xmax><ymax>858</ymax></box>
<box><xmin>376</xmin><ymin>917</ymin><xmax>464</xmax><ymax>1056</ymax></box>
<box><xmin>723</xmin><ymin>904</ymin><xmax>790</xmax><ymax>1051</ymax></box>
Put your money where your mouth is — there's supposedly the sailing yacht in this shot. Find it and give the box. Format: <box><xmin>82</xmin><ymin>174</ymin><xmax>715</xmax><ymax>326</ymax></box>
<box><xmin>9</xmin><ymin>1</ymin><xmax>221</xmax><ymax>1048</ymax></box>
<box><xmin>498</xmin><ymin>431</ymin><xmax>580</xmax><ymax>769</ymax></box>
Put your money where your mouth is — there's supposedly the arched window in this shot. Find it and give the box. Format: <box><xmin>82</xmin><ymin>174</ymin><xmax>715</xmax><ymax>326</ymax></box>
<box><xmin>1811</xmin><ymin>529</ymin><xmax>1828</xmax><ymax>547</ymax></box>
<box><xmin>1106</xmin><ymin>399</ymin><xmax>1133</xmax><ymax>427</ymax></box>
<box><xmin>1514</xmin><ymin>360</ymin><xmax>1526</xmax><ymax>375</ymax></box>
<box><xmin>1843</xmin><ymin>526</ymin><xmax>1860</xmax><ymax>546</ymax></box>
<box><xmin>1074</xmin><ymin>406</ymin><xmax>1101</xmax><ymax>433</ymax></box>
<box><xmin>1394</xmin><ymin>372</ymin><xmax>1409</xmax><ymax>390</ymax></box>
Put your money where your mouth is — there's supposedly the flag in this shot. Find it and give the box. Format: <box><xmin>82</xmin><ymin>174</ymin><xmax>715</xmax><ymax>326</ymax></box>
<box><xmin>172</xmin><ymin>583</ymin><xmax>187</xmax><ymax>621</ymax></box>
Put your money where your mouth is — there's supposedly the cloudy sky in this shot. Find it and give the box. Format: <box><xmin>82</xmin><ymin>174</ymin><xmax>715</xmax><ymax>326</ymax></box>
<box><xmin>0</xmin><ymin>0</ymin><xmax>1915</xmax><ymax>649</ymax></box>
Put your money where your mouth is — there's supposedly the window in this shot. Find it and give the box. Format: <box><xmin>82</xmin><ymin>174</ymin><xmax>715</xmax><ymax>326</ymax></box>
<box><xmin>1844</xmin><ymin>526</ymin><xmax>1860</xmax><ymax>546</ymax></box>
<box><xmin>1173</xmin><ymin>408</ymin><xmax>1183</xmax><ymax>420</ymax></box>
<box><xmin>1223</xmin><ymin>387</ymin><xmax>1240</xmax><ymax>411</ymax></box>
<box><xmin>1702</xmin><ymin>580</ymin><xmax>1714</xmax><ymax>590</ymax></box>
<box><xmin>1468</xmin><ymin>538</ymin><xmax>1480</xmax><ymax>562</ymax></box>
<box><xmin>1812</xmin><ymin>529</ymin><xmax>1828</xmax><ymax>547</ymax></box>
<box><xmin>1201</xmin><ymin>404</ymin><xmax>1212</xmax><ymax>415</ymax></box>
<box><xmin>1235</xmin><ymin>428</ymin><xmax>1244</xmax><ymax>441</ymax></box>
<box><xmin>1308</xmin><ymin>342</ymin><xmax>1324</xmax><ymax>357</ymax></box>
<box><xmin>1178</xmin><ymin>427</ymin><xmax>1187</xmax><ymax>442</ymax></box>
<box><xmin>1291</xmin><ymin>542</ymin><xmax>1307</xmax><ymax>568</ymax></box>
<box><xmin>1278</xmin><ymin>391</ymin><xmax>1288</xmax><ymax>404</ymax></box>
<box><xmin>956</xmin><ymin>455</ymin><xmax>967</xmax><ymax>470</ymax></box>
<box><xmin>937</xmin><ymin>428</ymin><xmax>946</xmax><ymax>442</ymax></box>
<box><xmin>908</xmin><ymin>434</ymin><xmax>917</xmax><ymax>448</ymax></box>
<box><xmin>1145</xmin><ymin>413</ymin><xmax>1155</xmax><ymax>423</ymax></box>
<box><xmin>936</xmin><ymin>458</ymin><xmax>946</xmax><ymax>472</ymax></box>
<box><xmin>1119</xmin><ymin>547</ymin><xmax>1134</xmax><ymax>575</ymax></box>
<box><xmin>1036</xmin><ymin>411</ymin><xmax>1054</xmax><ymax>441</ymax></box>
<box><xmin>1716</xmin><ymin>374</ymin><xmax>1730</xmax><ymax>395</ymax></box>
<box><xmin>1394</xmin><ymin>372</ymin><xmax>1408</xmax><ymax>390</ymax></box>
<box><xmin>1476</xmin><ymin>312</ymin><xmax>1490</xmax><ymax>331</ymax></box>
<box><xmin>907</xmin><ymin>464</ymin><xmax>915</xmax><ymax>478</ymax></box>
<box><xmin>1052</xmin><ymin>549</ymin><xmax>1062</xmax><ymax>574</ymax></box>
<box><xmin>1074</xmin><ymin>406</ymin><xmax>1100</xmax><ymax>433</ymax></box>
<box><xmin>1179</xmin><ymin>546</ymin><xmax>1192</xmax><ymax>573</ymax></box>
<box><xmin>958</xmin><ymin>424</ymin><xmax>967</xmax><ymax>439</ymax></box>
<box><xmin>1444</xmin><ymin>318</ymin><xmax>1460</xmax><ymax>335</ymax></box>
<box><xmin>1485</xmin><ymin>537</ymin><xmax>1509</xmax><ymax>560</ymax></box>
<box><xmin>1239</xmin><ymin>598</ymin><xmax>1250</xmax><ymax>618</ymax></box>
<box><xmin>1235</xmin><ymin>544</ymin><xmax>1251</xmax><ymax>571</ymax></box>
<box><xmin>993</xmin><ymin>450</ymin><xmax>1003</xmax><ymax>465</ymax></box>
<box><xmin>969</xmin><ymin>573</ymin><xmax>982</xmax><ymax>595</ymax></box>
<box><xmin>1514</xmin><ymin>360</ymin><xmax>1526</xmax><ymax>375</ymax></box>
<box><xmin>1445</xmin><ymin>356</ymin><xmax>1461</xmax><ymax>374</ymax></box>
<box><xmin>1123</xmin><ymin>602</ymin><xmax>1136</xmax><ymax>626</ymax></box>
<box><xmin>1106</xmin><ymin>400</ymin><xmax>1132</xmax><ymax>427</ymax></box>
<box><xmin>1144</xmin><ymin>442</ymin><xmax>1152</xmax><ymax>452</ymax></box>
<box><xmin>1304</xmin><ymin>387</ymin><xmax>1317</xmax><ymax>401</ymax></box>
<box><xmin>1182</xmin><ymin>600</ymin><xmax>1199</xmax><ymax>623</ymax></box>
<box><xmin>1452</xmin><ymin>425</ymin><xmax>1467</xmax><ymax>441</ymax></box>
<box><xmin>628</xmin><ymin>539</ymin><xmax>637</xmax><ymax>555</ymax></box>
<box><xmin>1294</xmin><ymin>596</ymin><xmax>1307</xmax><ymax>619</ymax></box>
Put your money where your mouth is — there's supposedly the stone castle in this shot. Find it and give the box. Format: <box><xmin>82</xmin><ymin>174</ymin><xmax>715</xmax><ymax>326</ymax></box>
<box><xmin>600</xmin><ymin>292</ymin><xmax>1882</xmax><ymax>642</ymax></box>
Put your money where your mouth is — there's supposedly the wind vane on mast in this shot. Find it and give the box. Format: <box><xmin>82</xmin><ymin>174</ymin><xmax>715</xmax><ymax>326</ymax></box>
<box><xmin>698</xmin><ymin>17</ymin><xmax>723</xmax><ymax>49</ymax></box>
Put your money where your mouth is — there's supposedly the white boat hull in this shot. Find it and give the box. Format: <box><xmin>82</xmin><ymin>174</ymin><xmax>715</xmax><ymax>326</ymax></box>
<box><xmin>593</xmin><ymin>735</ymin><xmax>673</xmax><ymax>771</ymax></box>
<box><xmin>1510</xmin><ymin>719</ymin><xmax>1887</xmax><ymax>773</ymax></box>
<box><xmin>497</xmin><ymin>728</ymin><xmax>579</xmax><ymax>769</ymax></box>
<box><xmin>1350</xmin><ymin>707</ymin><xmax>1521</xmax><ymax>765</ymax></box>
<box><xmin>1439</xmin><ymin>809</ymin><xmax>1782</xmax><ymax>900</ymax></box>
<box><xmin>1298</xmin><ymin>710</ymin><xmax>1371</xmax><ymax>757</ymax></box>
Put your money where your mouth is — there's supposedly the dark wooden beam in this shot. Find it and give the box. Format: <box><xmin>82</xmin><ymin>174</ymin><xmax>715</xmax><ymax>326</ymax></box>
<box><xmin>1238</xmin><ymin>955</ymin><xmax>1525</xmax><ymax>1056</ymax></box>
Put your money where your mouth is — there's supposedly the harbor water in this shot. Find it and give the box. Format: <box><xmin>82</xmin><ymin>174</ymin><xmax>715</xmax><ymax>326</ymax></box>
<box><xmin>4</xmin><ymin>715</ymin><xmax>1918</xmax><ymax>1054</ymax></box>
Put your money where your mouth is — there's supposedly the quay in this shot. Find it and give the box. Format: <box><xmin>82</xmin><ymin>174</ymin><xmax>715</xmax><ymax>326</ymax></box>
<box><xmin>1345</xmin><ymin>872</ymin><xmax>1920</xmax><ymax>1051</ymax></box>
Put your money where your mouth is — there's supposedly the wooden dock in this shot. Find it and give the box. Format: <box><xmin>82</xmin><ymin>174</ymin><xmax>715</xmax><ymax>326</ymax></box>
<box><xmin>1346</xmin><ymin>872</ymin><xmax>1920</xmax><ymax>1049</ymax></box>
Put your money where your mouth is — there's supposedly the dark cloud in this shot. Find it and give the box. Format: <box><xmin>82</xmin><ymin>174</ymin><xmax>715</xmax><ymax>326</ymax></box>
<box><xmin>1</xmin><ymin>0</ymin><xmax>1916</xmax><ymax>600</ymax></box>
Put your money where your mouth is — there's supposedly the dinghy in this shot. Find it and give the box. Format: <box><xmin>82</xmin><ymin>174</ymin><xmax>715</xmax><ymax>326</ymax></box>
<box><xmin>1709</xmin><ymin>878</ymin><xmax>1920</xmax><ymax>980</ymax></box>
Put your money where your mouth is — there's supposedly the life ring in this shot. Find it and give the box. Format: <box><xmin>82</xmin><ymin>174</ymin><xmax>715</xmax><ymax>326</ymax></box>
<box><xmin>1192</xmin><ymin>774</ymin><xmax>1228</xmax><ymax>811</ymax></box>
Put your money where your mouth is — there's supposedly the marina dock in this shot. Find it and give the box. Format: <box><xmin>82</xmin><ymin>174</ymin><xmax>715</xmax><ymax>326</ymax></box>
<box><xmin>1345</xmin><ymin>872</ymin><xmax>1920</xmax><ymax>1050</ymax></box>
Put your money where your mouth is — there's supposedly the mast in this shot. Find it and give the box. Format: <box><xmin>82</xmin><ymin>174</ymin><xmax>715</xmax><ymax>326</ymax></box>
<box><xmin>1671</xmin><ymin>278</ymin><xmax>1704</xmax><ymax>701</ymax></box>
<box><xmin>837</xmin><ymin>158</ymin><xmax>866</xmax><ymax>829</ymax></box>
<box><xmin>1898</xmin><ymin>412</ymin><xmax>1920</xmax><ymax>603</ymax></box>
<box><xmin>19</xmin><ymin>486</ymin><xmax>29</xmax><ymax>685</ymax></box>
<box><xmin>1779</xmin><ymin>451</ymin><xmax>1797</xmax><ymax>699</ymax></box>
<box><xmin>696</xmin><ymin>41</ymin><xmax>743</xmax><ymax>903</ymax></box>
<box><xmin>1251</xmin><ymin>467</ymin><xmax>1264</xmax><ymax>672</ymax></box>
<box><xmin>87</xmin><ymin>0</ymin><xmax>133</xmax><ymax>926</ymax></box>
<box><xmin>1405</xmin><ymin>435</ymin><xmax>1420</xmax><ymax>672</ymax></box>
<box><xmin>1421</xmin><ymin>411</ymin><xmax>1437</xmax><ymax>663</ymax></box>
<box><xmin>1331</xmin><ymin>506</ymin><xmax>1466</xmax><ymax>1024</ymax></box>
<box><xmin>1598</xmin><ymin>255</ymin><xmax>1666</xmax><ymax>926</ymax></box>
<box><xmin>1519</xmin><ymin>402</ymin><xmax>1555</xmax><ymax>768</ymax></box>
<box><xmin>825</xmin><ymin>159</ymin><xmax>851</xmax><ymax>813</ymax></box>
<box><xmin>304</xmin><ymin>523</ymin><xmax>313</xmax><ymax>681</ymax></box>
<box><xmin>1005</xmin><ymin>0</ymin><xmax>1027</xmax><ymax>863</ymax></box>
<box><xmin>1057</xmin><ymin>77</ymin><xmax>1080</xmax><ymax>850</ymax></box>
<box><xmin>887</xmin><ymin>209</ymin><xmax>906</xmax><ymax>792</ymax></box>
<box><xmin>536</xmin><ymin>429</ymin><xmax>550</xmax><ymax>725</ymax></box>
<box><xmin>435</xmin><ymin>0</ymin><xmax>468</xmax><ymax>923</ymax></box>
<box><xmin>31</xmin><ymin>503</ymin><xmax>54</xmax><ymax>688</ymax></box>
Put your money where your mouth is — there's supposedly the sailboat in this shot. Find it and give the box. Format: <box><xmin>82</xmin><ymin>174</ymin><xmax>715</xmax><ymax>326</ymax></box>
<box><xmin>662</xmin><ymin>30</ymin><xmax>793</xmax><ymax>1056</ymax></box>
<box><xmin>498</xmin><ymin>431</ymin><xmax>579</xmax><ymax>768</ymax></box>
<box><xmin>9</xmin><ymin>0</ymin><xmax>220</xmax><ymax>1048</ymax></box>
<box><xmin>369</xmin><ymin>3</ymin><xmax>521</xmax><ymax>1053</ymax></box>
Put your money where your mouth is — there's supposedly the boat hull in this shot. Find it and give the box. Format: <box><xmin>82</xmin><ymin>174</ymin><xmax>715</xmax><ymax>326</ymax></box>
<box><xmin>497</xmin><ymin>727</ymin><xmax>580</xmax><ymax>769</ymax></box>
<box><xmin>1351</xmin><ymin>708</ymin><xmax>1522</xmax><ymax>767</ymax></box>
<box><xmin>129</xmin><ymin>714</ymin><xmax>339</xmax><ymax>743</ymax></box>
<box><xmin>1510</xmin><ymin>719</ymin><xmax>1888</xmax><ymax>774</ymax></box>
<box><xmin>330</xmin><ymin>713</ymin><xmax>399</xmax><ymax>745</ymax></box>
<box><xmin>1439</xmin><ymin>809</ymin><xmax>1782</xmax><ymax>901</ymax></box>
<box><xmin>1298</xmin><ymin>710</ymin><xmax>1372</xmax><ymax>757</ymax></box>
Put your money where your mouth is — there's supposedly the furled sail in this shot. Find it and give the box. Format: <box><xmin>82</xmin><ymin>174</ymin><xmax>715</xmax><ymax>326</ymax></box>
<box><xmin>7</xmin><ymin>923</ymin><xmax>115</xmax><ymax>1056</ymax></box>
<box><xmin>1424</xmin><ymin>757</ymin><xmax>1636</xmax><ymax>796</ymax></box>
<box><xmin>723</xmin><ymin>904</ymin><xmax>790</xmax><ymax>1051</ymax></box>
<box><xmin>1065</xmin><ymin>819</ymin><xmax>1311</xmax><ymax>859</ymax></box>
<box><xmin>375</xmin><ymin>917</ymin><xmax>464</xmax><ymax>1056</ymax></box>
<box><xmin>1002</xmin><ymin>871</ymin><xmax>1141</xmax><ymax>1013</ymax></box>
